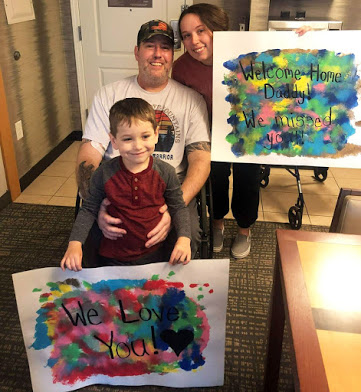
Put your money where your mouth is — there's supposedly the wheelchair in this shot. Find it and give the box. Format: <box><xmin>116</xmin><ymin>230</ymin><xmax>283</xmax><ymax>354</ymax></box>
<box><xmin>196</xmin><ymin>178</ymin><xmax>213</xmax><ymax>259</ymax></box>
<box><xmin>75</xmin><ymin>177</ymin><xmax>213</xmax><ymax>260</ymax></box>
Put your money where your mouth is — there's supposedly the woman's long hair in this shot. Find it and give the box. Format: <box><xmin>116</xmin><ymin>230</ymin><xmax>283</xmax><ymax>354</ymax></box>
<box><xmin>178</xmin><ymin>3</ymin><xmax>229</xmax><ymax>37</ymax></box>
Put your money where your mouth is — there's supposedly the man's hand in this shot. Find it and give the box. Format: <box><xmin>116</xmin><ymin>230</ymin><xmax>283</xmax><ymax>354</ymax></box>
<box><xmin>98</xmin><ymin>198</ymin><xmax>127</xmax><ymax>240</ymax></box>
<box><xmin>60</xmin><ymin>241</ymin><xmax>83</xmax><ymax>272</ymax></box>
<box><xmin>169</xmin><ymin>237</ymin><xmax>191</xmax><ymax>265</ymax></box>
<box><xmin>145</xmin><ymin>204</ymin><xmax>171</xmax><ymax>248</ymax></box>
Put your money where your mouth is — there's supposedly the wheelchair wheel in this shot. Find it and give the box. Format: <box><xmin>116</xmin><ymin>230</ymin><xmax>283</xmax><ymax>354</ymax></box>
<box><xmin>288</xmin><ymin>206</ymin><xmax>302</xmax><ymax>230</ymax></box>
<box><xmin>196</xmin><ymin>179</ymin><xmax>214</xmax><ymax>259</ymax></box>
<box><xmin>313</xmin><ymin>167</ymin><xmax>328</xmax><ymax>182</ymax></box>
<box><xmin>198</xmin><ymin>185</ymin><xmax>209</xmax><ymax>258</ymax></box>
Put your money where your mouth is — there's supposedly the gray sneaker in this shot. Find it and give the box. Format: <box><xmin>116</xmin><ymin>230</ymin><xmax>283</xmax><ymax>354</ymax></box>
<box><xmin>213</xmin><ymin>227</ymin><xmax>224</xmax><ymax>253</ymax></box>
<box><xmin>231</xmin><ymin>232</ymin><xmax>251</xmax><ymax>259</ymax></box>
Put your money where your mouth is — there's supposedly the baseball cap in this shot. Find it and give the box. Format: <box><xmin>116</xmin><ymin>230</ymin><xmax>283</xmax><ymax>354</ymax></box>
<box><xmin>137</xmin><ymin>20</ymin><xmax>174</xmax><ymax>46</ymax></box>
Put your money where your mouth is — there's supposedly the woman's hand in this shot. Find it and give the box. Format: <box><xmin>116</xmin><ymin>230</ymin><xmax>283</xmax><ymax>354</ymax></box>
<box><xmin>169</xmin><ymin>237</ymin><xmax>191</xmax><ymax>265</ymax></box>
<box><xmin>295</xmin><ymin>26</ymin><xmax>312</xmax><ymax>36</ymax></box>
<box><xmin>60</xmin><ymin>241</ymin><xmax>83</xmax><ymax>272</ymax></box>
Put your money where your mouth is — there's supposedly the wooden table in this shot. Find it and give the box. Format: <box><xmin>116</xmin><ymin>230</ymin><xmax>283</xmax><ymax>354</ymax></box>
<box><xmin>264</xmin><ymin>229</ymin><xmax>361</xmax><ymax>392</ymax></box>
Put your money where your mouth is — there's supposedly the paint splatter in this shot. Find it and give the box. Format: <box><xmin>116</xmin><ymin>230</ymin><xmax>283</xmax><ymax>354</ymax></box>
<box><xmin>31</xmin><ymin>278</ymin><xmax>210</xmax><ymax>385</ymax></box>
<box><xmin>189</xmin><ymin>282</ymin><xmax>214</xmax><ymax>299</ymax></box>
<box><xmin>222</xmin><ymin>49</ymin><xmax>361</xmax><ymax>157</ymax></box>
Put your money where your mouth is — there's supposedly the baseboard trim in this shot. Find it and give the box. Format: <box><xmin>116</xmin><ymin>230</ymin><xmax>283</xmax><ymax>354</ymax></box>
<box><xmin>0</xmin><ymin>190</ymin><xmax>11</xmax><ymax>211</ymax></box>
<box><xmin>20</xmin><ymin>130</ymin><xmax>82</xmax><ymax>191</ymax></box>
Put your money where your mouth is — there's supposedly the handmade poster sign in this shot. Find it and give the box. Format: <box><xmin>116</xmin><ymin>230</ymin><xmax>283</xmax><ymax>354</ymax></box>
<box><xmin>212</xmin><ymin>31</ymin><xmax>361</xmax><ymax>168</ymax></box>
<box><xmin>12</xmin><ymin>260</ymin><xmax>229</xmax><ymax>391</ymax></box>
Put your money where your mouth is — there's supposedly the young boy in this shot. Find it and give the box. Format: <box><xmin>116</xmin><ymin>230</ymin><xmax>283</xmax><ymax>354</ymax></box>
<box><xmin>61</xmin><ymin>98</ymin><xmax>191</xmax><ymax>271</ymax></box>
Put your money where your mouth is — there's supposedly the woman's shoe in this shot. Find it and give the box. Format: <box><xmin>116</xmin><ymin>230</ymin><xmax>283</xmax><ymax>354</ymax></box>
<box><xmin>231</xmin><ymin>231</ymin><xmax>251</xmax><ymax>259</ymax></box>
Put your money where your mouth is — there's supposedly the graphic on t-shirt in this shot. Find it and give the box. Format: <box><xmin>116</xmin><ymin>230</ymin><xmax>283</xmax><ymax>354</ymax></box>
<box><xmin>154</xmin><ymin>110</ymin><xmax>175</xmax><ymax>153</ymax></box>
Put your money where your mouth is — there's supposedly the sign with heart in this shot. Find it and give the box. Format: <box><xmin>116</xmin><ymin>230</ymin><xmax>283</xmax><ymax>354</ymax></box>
<box><xmin>13</xmin><ymin>259</ymin><xmax>229</xmax><ymax>391</ymax></box>
<box><xmin>160</xmin><ymin>329</ymin><xmax>195</xmax><ymax>356</ymax></box>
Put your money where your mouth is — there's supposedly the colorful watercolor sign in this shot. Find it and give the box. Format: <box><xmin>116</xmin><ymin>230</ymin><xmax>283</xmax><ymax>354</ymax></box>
<box><xmin>12</xmin><ymin>260</ymin><xmax>229</xmax><ymax>391</ymax></box>
<box><xmin>212</xmin><ymin>31</ymin><xmax>361</xmax><ymax>167</ymax></box>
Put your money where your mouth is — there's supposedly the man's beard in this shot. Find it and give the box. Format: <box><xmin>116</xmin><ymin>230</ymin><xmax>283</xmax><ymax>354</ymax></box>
<box><xmin>141</xmin><ymin>67</ymin><xmax>169</xmax><ymax>88</ymax></box>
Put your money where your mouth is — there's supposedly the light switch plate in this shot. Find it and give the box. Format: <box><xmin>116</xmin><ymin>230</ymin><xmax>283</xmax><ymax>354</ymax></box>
<box><xmin>15</xmin><ymin>120</ymin><xmax>23</xmax><ymax>140</ymax></box>
<box><xmin>4</xmin><ymin>0</ymin><xmax>35</xmax><ymax>25</ymax></box>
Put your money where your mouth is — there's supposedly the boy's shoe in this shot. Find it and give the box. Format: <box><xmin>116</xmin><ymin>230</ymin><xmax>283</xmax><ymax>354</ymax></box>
<box><xmin>231</xmin><ymin>231</ymin><xmax>251</xmax><ymax>259</ymax></box>
<box><xmin>213</xmin><ymin>227</ymin><xmax>224</xmax><ymax>253</ymax></box>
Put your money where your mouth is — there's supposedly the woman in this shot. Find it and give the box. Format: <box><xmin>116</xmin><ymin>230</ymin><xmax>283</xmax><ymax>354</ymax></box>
<box><xmin>173</xmin><ymin>4</ymin><xmax>310</xmax><ymax>259</ymax></box>
<box><xmin>173</xmin><ymin>3</ymin><xmax>260</xmax><ymax>259</ymax></box>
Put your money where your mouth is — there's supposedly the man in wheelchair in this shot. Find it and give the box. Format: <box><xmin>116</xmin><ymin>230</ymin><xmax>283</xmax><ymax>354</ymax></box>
<box><xmin>75</xmin><ymin>20</ymin><xmax>210</xmax><ymax>260</ymax></box>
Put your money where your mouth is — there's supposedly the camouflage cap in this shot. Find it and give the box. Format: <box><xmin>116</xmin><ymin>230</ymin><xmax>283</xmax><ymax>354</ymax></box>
<box><xmin>137</xmin><ymin>19</ymin><xmax>174</xmax><ymax>46</ymax></box>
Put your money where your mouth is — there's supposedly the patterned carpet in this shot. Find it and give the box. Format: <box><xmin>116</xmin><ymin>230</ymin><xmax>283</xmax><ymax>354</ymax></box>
<box><xmin>0</xmin><ymin>203</ymin><xmax>328</xmax><ymax>392</ymax></box>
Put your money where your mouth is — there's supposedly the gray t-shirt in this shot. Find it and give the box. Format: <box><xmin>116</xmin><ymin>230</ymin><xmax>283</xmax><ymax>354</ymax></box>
<box><xmin>83</xmin><ymin>76</ymin><xmax>210</xmax><ymax>181</ymax></box>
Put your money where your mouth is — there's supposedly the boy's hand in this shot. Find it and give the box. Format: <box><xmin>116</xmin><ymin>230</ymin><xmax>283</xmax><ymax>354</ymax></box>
<box><xmin>169</xmin><ymin>237</ymin><xmax>191</xmax><ymax>265</ymax></box>
<box><xmin>60</xmin><ymin>241</ymin><xmax>83</xmax><ymax>272</ymax></box>
<box><xmin>98</xmin><ymin>198</ymin><xmax>127</xmax><ymax>240</ymax></box>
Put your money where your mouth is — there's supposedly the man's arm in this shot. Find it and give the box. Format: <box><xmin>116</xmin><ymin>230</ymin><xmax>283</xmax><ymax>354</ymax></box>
<box><xmin>76</xmin><ymin>139</ymin><xmax>126</xmax><ymax>238</ymax></box>
<box><xmin>76</xmin><ymin>140</ymin><xmax>103</xmax><ymax>199</ymax></box>
<box><xmin>145</xmin><ymin>141</ymin><xmax>211</xmax><ymax>249</ymax></box>
<box><xmin>181</xmin><ymin>141</ymin><xmax>211</xmax><ymax>206</ymax></box>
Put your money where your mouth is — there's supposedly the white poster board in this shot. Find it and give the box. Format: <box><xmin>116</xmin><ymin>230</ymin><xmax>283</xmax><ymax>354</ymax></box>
<box><xmin>13</xmin><ymin>260</ymin><xmax>229</xmax><ymax>391</ymax></box>
<box><xmin>212</xmin><ymin>31</ymin><xmax>361</xmax><ymax>168</ymax></box>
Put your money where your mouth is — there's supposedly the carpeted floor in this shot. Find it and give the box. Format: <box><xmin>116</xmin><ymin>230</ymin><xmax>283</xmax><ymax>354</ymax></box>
<box><xmin>0</xmin><ymin>203</ymin><xmax>328</xmax><ymax>392</ymax></box>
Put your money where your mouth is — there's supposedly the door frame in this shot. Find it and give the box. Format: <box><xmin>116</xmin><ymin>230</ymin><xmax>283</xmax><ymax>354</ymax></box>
<box><xmin>70</xmin><ymin>0</ymin><xmax>88</xmax><ymax>129</ymax></box>
<box><xmin>0</xmin><ymin>69</ymin><xmax>21</xmax><ymax>200</ymax></box>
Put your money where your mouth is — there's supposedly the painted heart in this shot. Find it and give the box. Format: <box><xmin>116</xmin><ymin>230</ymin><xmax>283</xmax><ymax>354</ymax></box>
<box><xmin>160</xmin><ymin>329</ymin><xmax>194</xmax><ymax>356</ymax></box>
